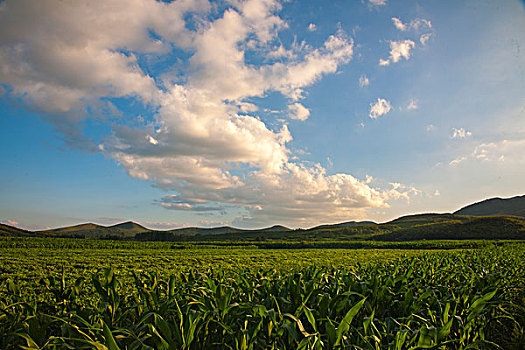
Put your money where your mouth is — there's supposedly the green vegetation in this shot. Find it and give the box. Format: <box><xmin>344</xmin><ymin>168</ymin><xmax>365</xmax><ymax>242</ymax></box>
<box><xmin>1</xmin><ymin>238</ymin><xmax>524</xmax><ymax>349</ymax></box>
<box><xmin>454</xmin><ymin>195</ymin><xmax>525</xmax><ymax>217</ymax></box>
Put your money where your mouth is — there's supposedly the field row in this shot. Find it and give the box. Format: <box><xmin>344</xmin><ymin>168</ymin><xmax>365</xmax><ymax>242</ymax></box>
<box><xmin>1</xmin><ymin>244</ymin><xmax>524</xmax><ymax>349</ymax></box>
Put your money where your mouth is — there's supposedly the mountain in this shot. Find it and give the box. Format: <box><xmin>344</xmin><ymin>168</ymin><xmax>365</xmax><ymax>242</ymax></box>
<box><xmin>38</xmin><ymin>221</ymin><xmax>150</xmax><ymax>239</ymax></box>
<box><xmin>3</xmin><ymin>196</ymin><xmax>525</xmax><ymax>242</ymax></box>
<box><xmin>258</xmin><ymin>225</ymin><xmax>291</xmax><ymax>232</ymax></box>
<box><xmin>454</xmin><ymin>195</ymin><xmax>525</xmax><ymax>217</ymax></box>
<box><xmin>108</xmin><ymin>221</ymin><xmax>150</xmax><ymax>234</ymax></box>
<box><xmin>163</xmin><ymin>225</ymin><xmax>291</xmax><ymax>236</ymax></box>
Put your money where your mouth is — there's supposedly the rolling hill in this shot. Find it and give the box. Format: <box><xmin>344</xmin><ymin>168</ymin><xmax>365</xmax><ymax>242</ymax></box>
<box><xmin>454</xmin><ymin>195</ymin><xmax>525</xmax><ymax>217</ymax></box>
<box><xmin>0</xmin><ymin>223</ymin><xmax>33</xmax><ymax>236</ymax></box>
<box><xmin>37</xmin><ymin>221</ymin><xmax>151</xmax><ymax>239</ymax></box>
<box><xmin>371</xmin><ymin>215</ymin><xmax>525</xmax><ymax>241</ymax></box>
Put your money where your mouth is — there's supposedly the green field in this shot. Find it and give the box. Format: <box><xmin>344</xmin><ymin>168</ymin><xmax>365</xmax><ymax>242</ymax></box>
<box><xmin>1</xmin><ymin>238</ymin><xmax>524</xmax><ymax>349</ymax></box>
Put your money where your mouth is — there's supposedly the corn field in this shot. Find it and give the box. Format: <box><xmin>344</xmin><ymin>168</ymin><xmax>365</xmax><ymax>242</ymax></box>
<box><xmin>1</xmin><ymin>244</ymin><xmax>524</xmax><ymax>349</ymax></box>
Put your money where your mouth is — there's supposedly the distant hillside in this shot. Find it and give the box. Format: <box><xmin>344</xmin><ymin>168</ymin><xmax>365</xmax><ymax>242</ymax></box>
<box><xmin>373</xmin><ymin>215</ymin><xmax>525</xmax><ymax>241</ymax></box>
<box><xmin>0</xmin><ymin>223</ymin><xmax>33</xmax><ymax>237</ymax></box>
<box><xmin>168</xmin><ymin>226</ymin><xmax>245</xmax><ymax>236</ymax></box>
<box><xmin>386</xmin><ymin>213</ymin><xmax>468</xmax><ymax>228</ymax></box>
<box><xmin>108</xmin><ymin>221</ymin><xmax>150</xmax><ymax>234</ymax></box>
<box><xmin>38</xmin><ymin>221</ymin><xmax>150</xmax><ymax>239</ymax></box>
<box><xmin>311</xmin><ymin>221</ymin><xmax>376</xmax><ymax>230</ymax></box>
<box><xmin>454</xmin><ymin>195</ymin><xmax>525</xmax><ymax>217</ymax></box>
<box><xmin>258</xmin><ymin>225</ymin><xmax>291</xmax><ymax>232</ymax></box>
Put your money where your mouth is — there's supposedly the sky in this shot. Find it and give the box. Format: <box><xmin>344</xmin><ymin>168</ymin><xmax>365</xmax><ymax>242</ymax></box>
<box><xmin>1</xmin><ymin>0</ymin><xmax>524</xmax><ymax>231</ymax></box>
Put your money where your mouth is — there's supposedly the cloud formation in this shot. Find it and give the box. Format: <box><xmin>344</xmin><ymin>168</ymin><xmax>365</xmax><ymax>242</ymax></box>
<box><xmin>392</xmin><ymin>17</ymin><xmax>431</xmax><ymax>32</ymax></box>
<box><xmin>379</xmin><ymin>40</ymin><xmax>416</xmax><ymax>66</ymax></box>
<box><xmin>472</xmin><ymin>140</ymin><xmax>525</xmax><ymax>163</ymax></box>
<box><xmin>449</xmin><ymin>139</ymin><xmax>525</xmax><ymax>167</ymax></box>
<box><xmin>0</xmin><ymin>0</ymin><xmax>416</xmax><ymax>227</ymax></box>
<box><xmin>406</xmin><ymin>99</ymin><xmax>418</xmax><ymax>110</ymax></box>
<box><xmin>369</xmin><ymin>98</ymin><xmax>392</xmax><ymax>119</ymax></box>
<box><xmin>420</xmin><ymin>33</ymin><xmax>432</xmax><ymax>45</ymax></box>
<box><xmin>451</xmin><ymin>128</ymin><xmax>472</xmax><ymax>139</ymax></box>
<box><xmin>359</xmin><ymin>75</ymin><xmax>370</xmax><ymax>87</ymax></box>
<box><xmin>369</xmin><ymin>0</ymin><xmax>387</xmax><ymax>6</ymax></box>
<box><xmin>288</xmin><ymin>103</ymin><xmax>310</xmax><ymax>121</ymax></box>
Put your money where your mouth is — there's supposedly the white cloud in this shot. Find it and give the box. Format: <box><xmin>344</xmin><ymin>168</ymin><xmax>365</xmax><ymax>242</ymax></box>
<box><xmin>308</xmin><ymin>23</ymin><xmax>317</xmax><ymax>32</ymax></box>
<box><xmin>392</xmin><ymin>17</ymin><xmax>431</xmax><ymax>32</ymax></box>
<box><xmin>369</xmin><ymin>0</ymin><xmax>387</xmax><ymax>6</ymax></box>
<box><xmin>472</xmin><ymin>140</ymin><xmax>525</xmax><ymax>162</ymax></box>
<box><xmin>369</xmin><ymin>98</ymin><xmax>391</xmax><ymax>119</ymax></box>
<box><xmin>359</xmin><ymin>74</ymin><xmax>370</xmax><ymax>87</ymax></box>
<box><xmin>448</xmin><ymin>139</ymin><xmax>525</xmax><ymax>167</ymax></box>
<box><xmin>0</xmin><ymin>0</ymin><xmax>210</xmax><ymax>148</ymax></box>
<box><xmin>420</xmin><ymin>33</ymin><xmax>432</xmax><ymax>45</ymax></box>
<box><xmin>411</xmin><ymin>18</ymin><xmax>432</xmax><ymax>31</ymax></box>
<box><xmin>146</xmin><ymin>135</ymin><xmax>159</xmax><ymax>145</ymax></box>
<box><xmin>451</xmin><ymin>128</ymin><xmax>472</xmax><ymax>139</ymax></box>
<box><xmin>406</xmin><ymin>99</ymin><xmax>418</xmax><ymax>110</ymax></box>
<box><xmin>379</xmin><ymin>59</ymin><xmax>390</xmax><ymax>66</ymax></box>
<box><xmin>449</xmin><ymin>156</ymin><xmax>467</xmax><ymax>166</ymax></box>
<box><xmin>267</xmin><ymin>45</ymin><xmax>295</xmax><ymax>59</ymax></box>
<box><xmin>379</xmin><ymin>40</ymin><xmax>415</xmax><ymax>66</ymax></box>
<box><xmin>426</xmin><ymin>124</ymin><xmax>435</xmax><ymax>131</ymax></box>
<box><xmin>392</xmin><ymin>17</ymin><xmax>407</xmax><ymax>31</ymax></box>
<box><xmin>288</xmin><ymin>103</ymin><xmax>310</xmax><ymax>121</ymax></box>
<box><xmin>0</xmin><ymin>0</ymin><xmax>416</xmax><ymax>227</ymax></box>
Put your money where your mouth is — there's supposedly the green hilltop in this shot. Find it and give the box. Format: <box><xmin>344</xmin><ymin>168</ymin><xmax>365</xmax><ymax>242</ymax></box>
<box><xmin>454</xmin><ymin>194</ymin><xmax>525</xmax><ymax>217</ymax></box>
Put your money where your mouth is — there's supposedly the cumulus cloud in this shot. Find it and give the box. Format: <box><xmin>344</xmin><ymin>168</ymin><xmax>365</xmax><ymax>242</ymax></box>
<box><xmin>359</xmin><ymin>74</ymin><xmax>370</xmax><ymax>87</ymax></box>
<box><xmin>0</xmin><ymin>0</ymin><xmax>416</xmax><ymax>227</ymax></box>
<box><xmin>451</xmin><ymin>128</ymin><xmax>472</xmax><ymax>139</ymax></box>
<box><xmin>392</xmin><ymin>17</ymin><xmax>431</xmax><ymax>32</ymax></box>
<box><xmin>406</xmin><ymin>99</ymin><xmax>418</xmax><ymax>110</ymax></box>
<box><xmin>420</xmin><ymin>33</ymin><xmax>432</xmax><ymax>45</ymax></box>
<box><xmin>288</xmin><ymin>103</ymin><xmax>310</xmax><ymax>121</ymax></box>
<box><xmin>158</xmin><ymin>195</ymin><xmax>224</xmax><ymax>212</ymax></box>
<box><xmin>369</xmin><ymin>98</ymin><xmax>392</xmax><ymax>119</ymax></box>
<box><xmin>369</xmin><ymin>0</ymin><xmax>387</xmax><ymax>6</ymax></box>
<box><xmin>449</xmin><ymin>156</ymin><xmax>467</xmax><ymax>166</ymax></box>
<box><xmin>0</xmin><ymin>0</ymin><xmax>211</xmax><ymax>148</ymax></box>
<box><xmin>379</xmin><ymin>40</ymin><xmax>415</xmax><ymax>66</ymax></box>
<box><xmin>392</xmin><ymin>18</ymin><xmax>407</xmax><ymax>31</ymax></box>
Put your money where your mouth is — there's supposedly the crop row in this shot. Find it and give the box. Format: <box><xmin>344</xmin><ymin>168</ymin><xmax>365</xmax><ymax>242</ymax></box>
<box><xmin>1</xmin><ymin>245</ymin><xmax>523</xmax><ymax>349</ymax></box>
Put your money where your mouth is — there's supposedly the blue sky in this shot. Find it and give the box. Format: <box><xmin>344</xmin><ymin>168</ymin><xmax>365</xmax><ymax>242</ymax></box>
<box><xmin>1</xmin><ymin>0</ymin><xmax>524</xmax><ymax>230</ymax></box>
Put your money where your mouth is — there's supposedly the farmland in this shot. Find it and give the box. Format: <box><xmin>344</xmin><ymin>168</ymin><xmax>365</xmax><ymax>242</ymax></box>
<box><xmin>1</xmin><ymin>238</ymin><xmax>524</xmax><ymax>349</ymax></box>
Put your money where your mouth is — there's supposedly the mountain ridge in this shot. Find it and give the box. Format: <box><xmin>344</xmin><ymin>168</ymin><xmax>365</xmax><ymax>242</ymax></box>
<box><xmin>3</xmin><ymin>194</ymin><xmax>524</xmax><ymax>241</ymax></box>
<box><xmin>454</xmin><ymin>195</ymin><xmax>525</xmax><ymax>217</ymax></box>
